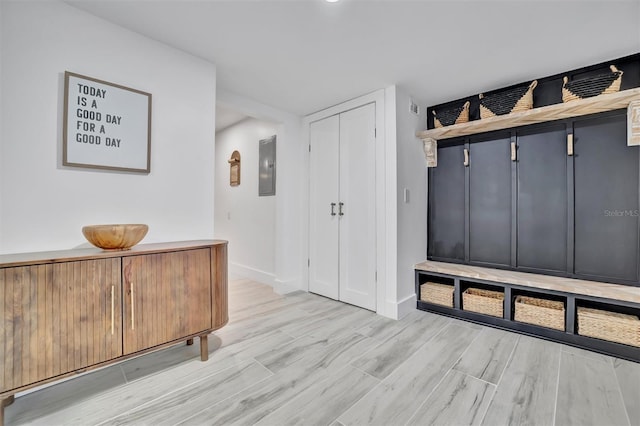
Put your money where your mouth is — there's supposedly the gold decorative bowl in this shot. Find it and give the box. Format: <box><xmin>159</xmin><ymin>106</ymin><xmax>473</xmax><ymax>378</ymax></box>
<box><xmin>82</xmin><ymin>224</ymin><xmax>149</xmax><ymax>250</ymax></box>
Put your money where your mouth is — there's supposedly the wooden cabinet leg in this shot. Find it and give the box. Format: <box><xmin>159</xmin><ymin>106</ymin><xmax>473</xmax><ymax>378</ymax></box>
<box><xmin>200</xmin><ymin>335</ymin><xmax>208</xmax><ymax>361</ymax></box>
<box><xmin>1</xmin><ymin>395</ymin><xmax>15</xmax><ymax>426</ymax></box>
<box><xmin>186</xmin><ymin>338</ymin><xmax>194</xmax><ymax>346</ymax></box>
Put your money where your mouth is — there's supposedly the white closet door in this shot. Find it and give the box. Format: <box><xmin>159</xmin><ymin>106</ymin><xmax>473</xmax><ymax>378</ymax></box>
<box><xmin>338</xmin><ymin>103</ymin><xmax>377</xmax><ymax>311</ymax></box>
<box><xmin>309</xmin><ymin>115</ymin><xmax>340</xmax><ymax>300</ymax></box>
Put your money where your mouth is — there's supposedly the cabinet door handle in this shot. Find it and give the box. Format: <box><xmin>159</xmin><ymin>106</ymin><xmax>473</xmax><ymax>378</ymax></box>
<box><xmin>130</xmin><ymin>282</ymin><xmax>135</xmax><ymax>330</ymax></box>
<box><xmin>111</xmin><ymin>285</ymin><xmax>115</xmax><ymax>335</ymax></box>
<box><xmin>338</xmin><ymin>202</ymin><xmax>344</xmax><ymax>216</ymax></box>
<box><xmin>330</xmin><ymin>202</ymin><xmax>336</xmax><ymax>216</ymax></box>
<box><xmin>511</xmin><ymin>142</ymin><xmax>517</xmax><ymax>161</ymax></box>
<box><xmin>567</xmin><ymin>133</ymin><xmax>574</xmax><ymax>156</ymax></box>
<box><xmin>463</xmin><ymin>148</ymin><xmax>469</xmax><ymax>167</ymax></box>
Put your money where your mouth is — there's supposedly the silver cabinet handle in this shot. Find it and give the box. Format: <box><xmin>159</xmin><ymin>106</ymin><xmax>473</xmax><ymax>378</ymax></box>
<box><xmin>330</xmin><ymin>202</ymin><xmax>336</xmax><ymax>216</ymax></box>
<box><xmin>463</xmin><ymin>148</ymin><xmax>469</xmax><ymax>167</ymax></box>
<box><xmin>338</xmin><ymin>202</ymin><xmax>344</xmax><ymax>216</ymax></box>
<box><xmin>511</xmin><ymin>142</ymin><xmax>517</xmax><ymax>161</ymax></box>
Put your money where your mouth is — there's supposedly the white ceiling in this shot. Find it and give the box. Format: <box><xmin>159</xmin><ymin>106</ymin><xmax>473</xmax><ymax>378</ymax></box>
<box><xmin>67</xmin><ymin>0</ymin><xmax>640</xmax><ymax>116</ymax></box>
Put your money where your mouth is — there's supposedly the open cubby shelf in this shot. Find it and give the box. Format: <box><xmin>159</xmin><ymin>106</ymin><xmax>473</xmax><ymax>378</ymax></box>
<box><xmin>415</xmin><ymin>263</ymin><xmax>640</xmax><ymax>363</ymax></box>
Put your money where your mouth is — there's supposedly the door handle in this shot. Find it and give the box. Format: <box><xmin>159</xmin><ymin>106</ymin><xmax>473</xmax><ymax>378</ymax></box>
<box><xmin>338</xmin><ymin>202</ymin><xmax>344</xmax><ymax>216</ymax></box>
<box><xmin>130</xmin><ymin>282</ymin><xmax>135</xmax><ymax>330</ymax></box>
<box><xmin>463</xmin><ymin>148</ymin><xmax>469</xmax><ymax>167</ymax></box>
<box><xmin>111</xmin><ymin>285</ymin><xmax>115</xmax><ymax>335</ymax></box>
<box><xmin>330</xmin><ymin>202</ymin><xmax>336</xmax><ymax>216</ymax></box>
<box><xmin>567</xmin><ymin>133</ymin><xmax>574</xmax><ymax>156</ymax></box>
<box><xmin>511</xmin><ymin>142</ymin><xmax>517</xmax><ymax>161</ymax></box>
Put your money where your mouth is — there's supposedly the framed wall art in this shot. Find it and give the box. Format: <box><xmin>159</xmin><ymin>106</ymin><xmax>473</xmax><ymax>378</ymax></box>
<box><xmin>63</xmin><ymin>71</ymin><xmax>152</xmax><ymax>173</ymax></box>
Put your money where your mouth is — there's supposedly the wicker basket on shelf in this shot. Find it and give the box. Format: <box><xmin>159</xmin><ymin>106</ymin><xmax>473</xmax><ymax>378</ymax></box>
<box><xmin>420</xmin><ymin>282</ymin><xmax>454</xmax><ymax>307</ymax></box>
<box><xmin>514</xmin><ymin>295</ymin><xmax>565</xmax><ymax>331</ymax></box>
<box><xmin>577</xmin><ymin>307</ymin><xmax>640</xmax><ymax>347</ymax></box>
<box><xmin>562</xmin><ymin>65</ymin><xmax>623</xmax><ymax>103</ymax></box>
<box><xmin>432</xmin><ymin>101</ymin><xmax>470</xmax><ymax>128</ymax></box>
<box><xmin>462</xmin><ymin>288</ymin><xmax>504</xmax><ymax>317</ymax></box>
<box><xmin>479</xmin><ymin>80</ymin><xmax>537</xmax><ymax>119</ymax></box>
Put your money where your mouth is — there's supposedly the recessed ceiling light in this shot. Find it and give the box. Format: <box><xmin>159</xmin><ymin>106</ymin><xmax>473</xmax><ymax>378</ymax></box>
<box><xmin>326</xmin><ymin>0</ymin><xmax>340</xmax><ymax>3</ymax></box>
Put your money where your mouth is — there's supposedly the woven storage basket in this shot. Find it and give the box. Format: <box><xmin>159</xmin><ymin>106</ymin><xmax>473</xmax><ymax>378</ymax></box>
<box><xmin>462</xmin><ymin>288</ymin><xmax>504</xmax><ymax>317</ymax></box>
<box><xmin>420</xmin><ymin>282</ymin><xmax>454</xmax><ymax>307</ymax></box>
<box><xmin>577</xmin><ymin>307</ymin><xmax>640</xmax><ymax>347</ymax></box>
<box><xmin>562</xmin><ymin>65</ymin><xmax>623</xmax><ymax>103</ymax></box>
<box><xmin>514</xmin><ymin>296</ymin><xmax>565</xmax><ymax>331</ymax></box>
<box><xmin>479</xmin><ymin>80</ymin><xmax>537</xmax><ymax>119</ymax></box>
<box><xmin>433</xmin><ymin>101</ymin><xmax>470</xmax><ymax>128</ymax></box>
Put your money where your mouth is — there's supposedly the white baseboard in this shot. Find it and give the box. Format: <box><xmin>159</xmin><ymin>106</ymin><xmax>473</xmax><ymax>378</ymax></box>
<box><xmin>229</xmin><ymin>262</ymin><xmax>275</xmax><ymax>287</ymax></box>
<box><xmin>396</xmin><ymin>293</ymin><xmax>417</xmax><ymax>319</ymax></box>
<box><xmin>273</xmin><ymin>278</ymin><xmax>300</xmax><ymax>295</ymax></box>
<box><xmin>229</xmin><ymin>263</ymin><xmax>301</xmax><ymax>294</ymax></box>
<box><xmin>379</xmin><ymin>293</ymin><xmax>417</xmax><ymax>320</ymax></box>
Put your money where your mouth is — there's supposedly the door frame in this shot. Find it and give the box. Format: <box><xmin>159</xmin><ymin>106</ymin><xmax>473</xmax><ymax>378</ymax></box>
<box><xmin>302</xmin><ymin>89</ymin><xmax>388</xmax><ymax>316</ymax></box>
<box><xmin>216</xmin><ymin>89</ymin><xmax>302</xmax><ymax>295</ymax></box>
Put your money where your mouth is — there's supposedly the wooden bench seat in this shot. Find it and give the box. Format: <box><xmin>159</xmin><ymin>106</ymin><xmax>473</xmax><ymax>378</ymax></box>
<box><xmin>415</xmin><ymin>260</ymin><xmax>640</xmax><ymax>305</ymax></box>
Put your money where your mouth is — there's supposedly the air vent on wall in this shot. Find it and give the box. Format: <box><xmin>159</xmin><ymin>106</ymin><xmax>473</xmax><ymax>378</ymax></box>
<box><xmin>410</xmin><ymin>100</ymin><xmax>420</xmax><ymax>115</ymax></box>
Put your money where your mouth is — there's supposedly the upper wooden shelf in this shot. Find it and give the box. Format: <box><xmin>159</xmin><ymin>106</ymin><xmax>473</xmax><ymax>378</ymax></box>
<box><xmin>417</xmin><ymin>88</ymin><xmax>640</xmax><ymax>141</ymax></box>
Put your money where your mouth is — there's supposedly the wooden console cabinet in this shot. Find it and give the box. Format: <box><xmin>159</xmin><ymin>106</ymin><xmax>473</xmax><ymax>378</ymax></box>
<box><xmin>0</xmin><ymin>240</ymin><xmax>228</xmax><ymax>424</ymax></box>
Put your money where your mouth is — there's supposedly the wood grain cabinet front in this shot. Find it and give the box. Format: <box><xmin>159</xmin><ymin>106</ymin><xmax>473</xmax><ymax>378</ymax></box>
<box><xmin>0</xmin><ymin>240</ymin><xmax>228</xmax><ymax>425</ymax></box>
<box><xmin>0</xmin><ymin>259</ymin><xmax>122</xmax><ymax>393</ymax></box>
<box><xmin>122</xmin><ymin>249</ymin><xmax>212</xmax><ymax>354</ymax></box>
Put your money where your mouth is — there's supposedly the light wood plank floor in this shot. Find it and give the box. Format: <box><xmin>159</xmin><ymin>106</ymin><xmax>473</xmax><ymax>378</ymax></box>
<box><xmin>6</xmin><ymin>279</ymin><xmax>640</xmax><ymax>426</ymax></box>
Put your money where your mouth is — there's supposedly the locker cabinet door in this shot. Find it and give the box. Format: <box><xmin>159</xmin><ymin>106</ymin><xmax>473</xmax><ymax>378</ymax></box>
<box><xmin>516</xmin><ymin>125</ymin><xmax>568</xmax><ymax>273</ymax></box>
<box><xmin>574</xmin><ymin>113</ymin><xmax>639</xmax><ymax>282</ymax></box>
<box><xmin>469</xmin><ymin>134</ymin><xmax>512</xmax><ymax>267</ymax></box>
<box><xmin>428</xmin><ymin>142</ymin><xmax>465</xmax><ymax>261</ymax></box>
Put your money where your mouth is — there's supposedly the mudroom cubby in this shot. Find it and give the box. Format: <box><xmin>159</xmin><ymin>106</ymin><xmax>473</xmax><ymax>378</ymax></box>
<box><xmin>460</xmin><ymin>281</ymin><xmax>505</xmax><ymax>318</ymax></box>
<box><xmin>416</xmin><ymin>53</ymin><xmax>640</xmax><ymax>362</ymax></box>
<box><xmin>512</xmin><ymin>289</ymin><xmax>567</xmax><ymax>331</ymax></box>
<box><xmin>415</xmin><ymin>261</ymin><xmax>640</xmax><ymax>362</ymax></box>
<box><xmin>416</xmin><ymin>273</ymin><xmax>456</xmax><ymax>308</ymax></box>
<box><xmin>575</xmin><ymin>299</ymin><xmax>640</xmax><ymax>348</ymax></box>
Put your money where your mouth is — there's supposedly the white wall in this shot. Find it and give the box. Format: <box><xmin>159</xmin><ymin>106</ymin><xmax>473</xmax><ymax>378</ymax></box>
<box><xmin>383</xmin><ymin>86</ymin><xmax>398</xmax><ymax>318</ymax></box>
<box><xmin>394</xmin><ymin>87</ymin><xmax>428</xmax><ymax>319</ymax></box>
<box><xmin>0</xmin><ymin>1</ymin><xmax>217</xmax><ymax>254</ymax></box>
<box><xmin>378</xmin><ymin>85</ymin><xmax>428</xmax><ymax>320</ymax></box>
<box><xmin>215</xmin><ymin>118</ymin><xmax>277</xmax><ymax>285</ymax></box>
